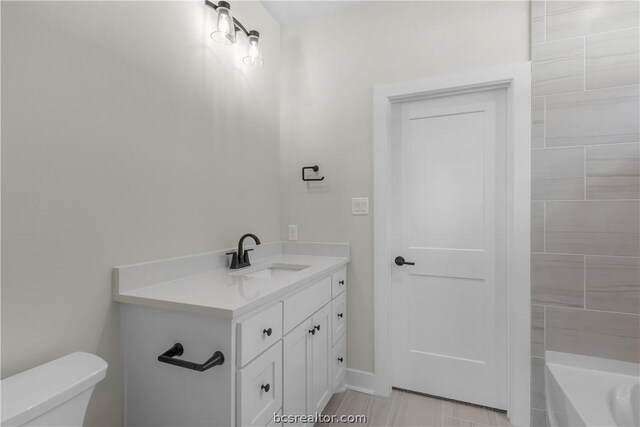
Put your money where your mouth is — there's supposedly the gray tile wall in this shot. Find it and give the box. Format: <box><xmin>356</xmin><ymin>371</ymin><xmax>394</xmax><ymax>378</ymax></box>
<box><xmin>530</xmin><ymin>2</ymin><xmax>640</xmax><ymax>425</ymax></box>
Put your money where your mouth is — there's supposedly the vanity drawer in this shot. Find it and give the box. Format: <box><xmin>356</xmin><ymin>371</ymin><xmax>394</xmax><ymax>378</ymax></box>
<box><xmin>331</xmin><ymin>292</ymin><xmax>346</xmax><ymax>344</ymax></box>
<box><xmin>332</xmin><ymin>335</ymin><xmax>346</xmax><ymax>390</ymax></box>
<box><xmin>237</xmin><ymin>342</ymin><xmax>283</xmax><ymax>427</ymax></box>
<box><xmin>238</xmin><ymin>302</ymin><xmax>283</xmax><ymax>367</ymax></box>
<box><xmin>282</xmin><ymin>277</ymin><xmax>331</xmax><ymax>333</ymax></box>
<box><xmin>331</xmin><ymin>268</ymin><xmax>346</xmax><ymax>298</ymax></box>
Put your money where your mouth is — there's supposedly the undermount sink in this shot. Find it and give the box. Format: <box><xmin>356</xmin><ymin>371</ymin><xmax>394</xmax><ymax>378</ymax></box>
<box><xmin>236</xmin><ymin>263</ymin><xmax>310</xmax><ymax>279</ymax></box>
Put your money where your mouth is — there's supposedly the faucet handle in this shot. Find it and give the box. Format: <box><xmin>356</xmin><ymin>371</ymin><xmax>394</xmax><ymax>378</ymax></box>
<box><xmin>243</xmin><ymin>248</ymin><xmax>254</xmax><ymax>264</ymax></box>
<box><xmin>226</xmin><ymin>252</ymin><xmax>239</xmax><ymax>269</ymax></box>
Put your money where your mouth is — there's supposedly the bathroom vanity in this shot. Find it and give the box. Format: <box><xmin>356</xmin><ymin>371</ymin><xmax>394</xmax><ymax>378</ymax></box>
<box><xmin>113</xmin><ymin>242</ymin><xmax>349</xmax><ymax>427</ymax></box>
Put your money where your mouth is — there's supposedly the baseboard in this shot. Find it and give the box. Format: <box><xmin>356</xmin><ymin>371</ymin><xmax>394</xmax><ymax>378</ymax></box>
<box><xmin>345</xmin><ymin>368</ymin><xmax>376</xmax><ymax>395</ymax></box>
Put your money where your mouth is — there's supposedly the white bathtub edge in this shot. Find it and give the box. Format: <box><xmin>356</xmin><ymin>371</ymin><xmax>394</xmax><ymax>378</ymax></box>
<box><xmin>545</xmin><ymin>351</ymin><xmax>640</xmax><ymax>427</ymax></box>
<box><xmin>546</xmin><ymin>351</ymin><xmax>640</xmax><ymax>377</ymax></box>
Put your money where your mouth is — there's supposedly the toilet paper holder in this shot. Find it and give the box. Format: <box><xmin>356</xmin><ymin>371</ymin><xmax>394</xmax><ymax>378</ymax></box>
<box><xmin>302</xmin><ymin>165</ymin><xmax>325</xmax><ymax>182</ymax></box>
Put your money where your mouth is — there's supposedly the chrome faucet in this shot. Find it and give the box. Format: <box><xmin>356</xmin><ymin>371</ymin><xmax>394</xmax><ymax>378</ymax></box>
<box><xmin>227</xmin><ymin>233</ymin><xmax>261</xmax><ymax>269</ymax></box>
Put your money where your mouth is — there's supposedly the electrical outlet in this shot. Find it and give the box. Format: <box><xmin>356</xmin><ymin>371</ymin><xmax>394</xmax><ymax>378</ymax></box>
<box><xmin>288</xmin><ymin>225</ymin><xmax>298</xmax><ymax>241</ymax></box>
<box><xmin>352</xmin><ymin>197</ymin><xmax>369</xmax><ymax>215</ymax></box>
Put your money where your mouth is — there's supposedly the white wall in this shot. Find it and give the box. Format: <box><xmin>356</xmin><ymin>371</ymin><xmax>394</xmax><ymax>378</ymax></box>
<box><xmin>1</xmin><ymin>2</ymin><xmax>280</xmax><ymax>425</ymax></box>
<box><xmin>279</xmin><ymin>1</ymin><xmax>530</xmax><ymax>374</ymax></box>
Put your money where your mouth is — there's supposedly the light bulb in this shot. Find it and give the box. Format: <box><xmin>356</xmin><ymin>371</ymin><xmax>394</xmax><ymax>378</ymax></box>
<box><xmin>210</xmin><ymin>1</ymin><xmax>236</xmax><ymax>45</ymax></box>
<box><xmin>243</xmin><ymin>31</ymin><xmax>264</xmax><ymax>67</ymax></box>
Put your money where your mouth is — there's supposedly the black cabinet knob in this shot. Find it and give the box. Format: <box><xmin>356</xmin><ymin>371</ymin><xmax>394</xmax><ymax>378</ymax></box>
<box><xmin>339</xmin><ymin>280</ymin><xmax>345</xmax><ymax>285</ymax></box>
<box><xmin>309</xmin><ymin>328</ymin><xmax>315</xmax><ymax>335</ymax></box>
<box><xmin>263</xmin><ymin>328</ymin><xmax>272</xmax><ymax>336</ymax></box>
<box><xmin>261</xmin><ymin>383</ymin><xmax>270</xmax><ymax>392</ymax></box>
<box><xmin>337</xmin><ymin>313</ymin><xmax>343</xmax><ymax>318</ymax></box>
<box><xmin>338</xmin><ymin>357</ymin><xmax>343</xmax><ymax>363</ymax></box>
<box><xmin>395</xmin><ymin>256</ymin><xmax>415</xmax><ymax>266</ymax></box>
<box><xmin>314</xmin><ymin>324</ymin><xmax>321</xmax><ymax>331</ymax></box>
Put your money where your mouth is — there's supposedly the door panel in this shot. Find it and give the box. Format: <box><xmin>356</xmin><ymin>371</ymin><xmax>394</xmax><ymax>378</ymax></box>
<box><xmin>331</xmin><ymin>292</ymin><xmax>346</xmax><ymax>344</ymax></box>
<box><xmin>282</xmin><ymin>319</ymin><xmax>311</xmax><ymax>421</ymax></box>
<box><xmin>332</xmin><ymin>335</ymin><xmax>347</xmax><ymax>390</ymax></box>
<box><xmin>408</xmin><ymin>276</ymin><xmax>485</xmax><ymax>362</ymax></box>
<box><xmin>407</xmin><ymin>108</ymin><xmax>487</xmax><ymax>250</ymax></box>
<box><xmin>310</xmin><ymin>304</ymin><xmax>331</xmax><ymax>414</ymax></box>
<box><xmin>237</xmin><ymin>343</ymin><xmax>282</xmax><ymax>427</ymax></box>
<box><xmin>391</xmin><ymin>89</ymin><xmax>507</xmax><ymax>409</ymax></box>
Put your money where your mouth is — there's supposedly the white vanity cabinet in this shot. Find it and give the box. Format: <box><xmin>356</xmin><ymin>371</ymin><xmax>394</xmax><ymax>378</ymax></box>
<box><xmin>282</xmin><ymin>268</ymin><xmax>346</xmax><ymax>425</ymax></box>
<box><xmin>117</xmin><ymin>250</ymin><xmax>348</xmax><ymax>427</ymax></box>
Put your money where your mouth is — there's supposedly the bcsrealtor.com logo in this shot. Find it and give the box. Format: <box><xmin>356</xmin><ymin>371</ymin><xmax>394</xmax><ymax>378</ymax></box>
<box><xmin>274</xmin><ymin>413</ymin><xmax>367</xmax><ymax>424</ymax></box>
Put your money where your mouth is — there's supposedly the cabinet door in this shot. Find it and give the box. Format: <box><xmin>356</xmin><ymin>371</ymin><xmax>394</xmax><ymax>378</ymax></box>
<box><xmin>332</xmin><ymin>334</ymin><xmax>346</xmax><ymax>391</ymax></box>
<box><xmin>283</xmin><ymin>318</ymin><xmax>312</xmax><ymax>421</ymax></box>
<box><xmin>310</xmin><ymin>304</ymin><xmax>332</xmax><ymax>414</ymax></box>
<box><xmin>331</xmin><ymin>292</ymin><xmax>347</xmax><ymax>345</ymax></box>
<box><xmin>237</xmin><ymin>343</ymin><xmax>282</xmax><ymax>427</ymax></box>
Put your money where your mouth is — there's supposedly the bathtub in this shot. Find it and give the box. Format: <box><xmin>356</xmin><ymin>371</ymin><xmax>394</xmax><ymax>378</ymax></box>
<box><xmin>545</xmin><ymin>351</ymin><xmax>640</xmax><ymax>427</ymax></box>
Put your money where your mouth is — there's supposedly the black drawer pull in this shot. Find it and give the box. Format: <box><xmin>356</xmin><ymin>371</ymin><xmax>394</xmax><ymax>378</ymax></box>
<box><xmin>158</xmin><ymin>343</ymin><xmax>224</xmax><ymax>372</ymax></box>
<box><xmin>263</xmin><ymin>328</ymin><xmax>272</xmax><ymax>336</ymax></box>
<box><xmin>261</xmin><ymin>383</ymin><xmax>270</xmax><ymax>392</ymax></box>
<box><xmin>339</xmin><ymin>280</ymin><xmax>345</xmax><ymax>285</ymax></box>
<box><xmin>337</xmin><ymin>313</ymin><xmax>343</xmax><ymax>318</ymax></box>
<box><xmin>338</xmin><ymin>357</ymin><xmax>344</xmax><ymax>363</ymax></box>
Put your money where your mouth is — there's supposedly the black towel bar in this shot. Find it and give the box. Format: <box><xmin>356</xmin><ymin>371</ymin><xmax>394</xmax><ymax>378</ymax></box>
<box><xmin>157</xmin><ymin>343</ymin><xmax>224</xmax><ymax>372</ymax></box>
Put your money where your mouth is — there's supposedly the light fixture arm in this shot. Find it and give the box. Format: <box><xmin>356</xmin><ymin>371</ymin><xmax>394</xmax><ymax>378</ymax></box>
<box><xmin>204</xmin><ymin>0</ymin><xmax>251</xmax><ymax>37</ymax></box>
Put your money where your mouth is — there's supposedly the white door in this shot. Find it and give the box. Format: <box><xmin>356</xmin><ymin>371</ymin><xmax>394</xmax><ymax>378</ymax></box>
<box><xmin>390</xmin><ymin>88</ymin><xmax>508</xmax><ymax>409</ymax></box>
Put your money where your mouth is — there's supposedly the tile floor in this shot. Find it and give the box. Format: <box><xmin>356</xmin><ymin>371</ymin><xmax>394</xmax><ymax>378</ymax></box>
<box><xmin>317</xmin><ymin>389</ymin><xmax>512</xmax><ymax>427</ymax></box>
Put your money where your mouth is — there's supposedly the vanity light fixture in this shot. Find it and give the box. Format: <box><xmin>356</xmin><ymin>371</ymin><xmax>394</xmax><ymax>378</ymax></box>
<box><xmin>209</xmin><ymin>0</ymin><xmax>236</xmax><ymax>45</ymax></box>
<box><xmin>205</xmin><ymin>0</ymin><xmax>263</xmax><ymax>67</ymax></box>
<box><xmin>243</xmin><ymin>30</ymin><xmax>263</xmax><ymax>67</ymax></box>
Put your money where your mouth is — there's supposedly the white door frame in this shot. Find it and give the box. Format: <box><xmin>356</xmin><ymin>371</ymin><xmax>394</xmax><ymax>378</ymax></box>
<box><xmin>373</xmin><ymin>63</ymin><xmax>531</xmax><ymax>426</ymax></box>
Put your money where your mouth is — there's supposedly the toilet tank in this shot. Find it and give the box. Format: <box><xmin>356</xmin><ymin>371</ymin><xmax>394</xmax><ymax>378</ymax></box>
<box><xmin>1</xmin><ymin>352</ymin><xmax>107</xmax><ymax>427</ymax></box>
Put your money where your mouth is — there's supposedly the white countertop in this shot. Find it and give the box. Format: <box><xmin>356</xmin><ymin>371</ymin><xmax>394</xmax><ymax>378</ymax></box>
<box><xmin>113</xmin><ymin>243</ymin><xmax>349</xmax><ymax>319</ymax></box>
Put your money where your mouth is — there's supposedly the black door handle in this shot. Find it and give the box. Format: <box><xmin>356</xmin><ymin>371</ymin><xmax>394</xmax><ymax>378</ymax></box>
<box><xmin>395</xmin><ymin>256</ymin><xmax>415</xmax><ymax>266</ymax></box>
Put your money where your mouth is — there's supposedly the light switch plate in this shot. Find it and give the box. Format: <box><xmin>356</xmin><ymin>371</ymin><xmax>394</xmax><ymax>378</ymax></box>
<box><xmin>288</xmin><ymin>225</ymin><xmax>298</xmax><ymax>241</ymax></box>
<box><xmin>352</xmin><ymin>198</ymin><xmax>369</xmax><ymax>215</ymax></box>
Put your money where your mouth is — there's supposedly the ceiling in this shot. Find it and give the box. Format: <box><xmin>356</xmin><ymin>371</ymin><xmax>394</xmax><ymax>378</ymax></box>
<box><xmin>261</xmin><ymin>1</ymin><xmax>361</xmax><ymax>26</ymax></box>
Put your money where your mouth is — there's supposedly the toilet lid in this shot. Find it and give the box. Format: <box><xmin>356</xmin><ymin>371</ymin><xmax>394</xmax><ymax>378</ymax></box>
<box><xmin>1</xmin><ymin>352</ymin><xmax>107</xmax><ymax>426</ymax></box>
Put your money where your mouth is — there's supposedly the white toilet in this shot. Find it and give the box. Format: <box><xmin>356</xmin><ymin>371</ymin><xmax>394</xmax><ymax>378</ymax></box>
<box><xmin>1</xmin><ymin>352</ymin><xmax>107</xmax><ymax>426</ymax></box>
